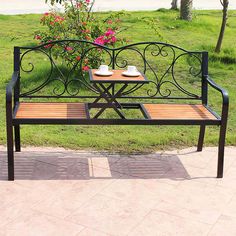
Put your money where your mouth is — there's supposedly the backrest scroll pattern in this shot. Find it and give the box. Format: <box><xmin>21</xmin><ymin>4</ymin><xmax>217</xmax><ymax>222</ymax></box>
<box><xmin>17</xmin><ymin>40</ymin><xmax>204</xmax><ymax>100</ymax></box>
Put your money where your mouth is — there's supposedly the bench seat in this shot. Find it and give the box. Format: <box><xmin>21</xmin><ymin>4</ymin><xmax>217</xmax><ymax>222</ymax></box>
<box><xmin>143</xmin><ymin>104</ymin><xmax>217</xmax><ymax>120</ymax></box>
<box><xmin>15</xmin><ymin>102</ymin><xmax>89</xmax><ymax>119</ymax></box>
<box><xmin>14</xmin><ymin>102</ymin><xmax>217</xmax><ymax>122</ymax></box>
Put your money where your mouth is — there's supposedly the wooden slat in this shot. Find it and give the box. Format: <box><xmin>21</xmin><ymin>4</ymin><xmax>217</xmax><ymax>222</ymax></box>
<box><xmin>15</xmin><ymin>103</ymin><xmax>88</xmax><ymax>119</ymax></box>
<box><xmin>143</xmin><ymin>104</ymin><xmax>217</xmax><ymax>120</ymax></box>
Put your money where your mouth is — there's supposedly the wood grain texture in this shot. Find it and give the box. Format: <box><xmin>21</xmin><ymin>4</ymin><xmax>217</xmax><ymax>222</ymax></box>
<box><xmin>15</xmin><ymin>103</ymin><xmax>88</xmax><ymax>119</ymax></box>
<box><xmin>91</xmin><ymin>69</ymin><xmax>145</xmax><ymax>82</ymax></box>
<box><xmin>143</xmin><ymin>104</ymin><xmax>217</xmax><ymax>120</ymax></box>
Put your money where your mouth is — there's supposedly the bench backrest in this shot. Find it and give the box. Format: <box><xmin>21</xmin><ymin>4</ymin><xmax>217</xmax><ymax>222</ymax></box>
<box><xmin>14</xmin><ymin>40</ymin><xmax>208</xmax><ymax>102</ymax></box>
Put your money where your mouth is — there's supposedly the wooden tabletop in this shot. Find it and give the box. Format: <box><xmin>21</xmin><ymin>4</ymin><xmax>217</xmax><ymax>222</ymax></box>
<box><xmin>89</xmin><ymin>69</ymin><xmax>148</xmax><ymax>84</ymax></box>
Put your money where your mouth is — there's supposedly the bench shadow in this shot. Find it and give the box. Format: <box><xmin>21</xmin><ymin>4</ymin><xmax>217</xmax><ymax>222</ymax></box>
<box><xmin>0</xmin><ymin>149</ymin><xmax>192</xmax><ymax>181</ymax></box>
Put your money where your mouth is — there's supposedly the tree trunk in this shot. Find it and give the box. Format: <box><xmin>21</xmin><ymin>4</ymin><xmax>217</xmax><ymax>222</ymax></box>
<box><xmin>215</xmin><ymin>0</ymin><xmax>229</xmax><ymax>53</ymax></box>
<box><xmin>180</xmin><ymin>0</ymin><xmax>193</xmax><ymax>21</ymax></box>
<box><xmin>171</xmin><ymin>0</ymin><xmax>178</xmax><ymax>10</ymax></box>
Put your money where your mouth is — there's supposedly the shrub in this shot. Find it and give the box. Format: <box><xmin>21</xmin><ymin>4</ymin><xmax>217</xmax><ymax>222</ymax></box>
<box><xmin>35</xmin><ymin>0</ymin><xmax>127</xmax><ymax>70</ymax></box>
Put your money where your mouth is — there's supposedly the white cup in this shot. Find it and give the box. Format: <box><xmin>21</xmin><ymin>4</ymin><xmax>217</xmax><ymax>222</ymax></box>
<box><xmin>99</xmin><ymin>65</ymin><xmax>109</xmax><ymax>73</ymax></box>
<box><xmin>127</xmin><ymin>66</ymin><xmax>137</xmax><ymax>74</ymax></box>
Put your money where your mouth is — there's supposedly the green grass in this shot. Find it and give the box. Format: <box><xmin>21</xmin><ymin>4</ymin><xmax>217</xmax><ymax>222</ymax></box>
<box><xmin>0</xmin><ymin>10</ymin><xmax>236</xmax><ymax>152</ymax></box>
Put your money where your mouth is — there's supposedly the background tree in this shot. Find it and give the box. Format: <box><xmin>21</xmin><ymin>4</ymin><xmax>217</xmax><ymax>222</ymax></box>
<box><xmin>171</xmin><ymin>0</ymin><xmax>178</xmax><ymax>10</ymax></box>
<box><xmin>46</xmin><ymin>0</ymin><xmax>63</xmax><ymax>4</ymax></box>
<box><xmin>215</xmin><ymin>0</ymin><xmax>229</xmax><ymax>53</ymax></box>
<box><xmin>180</xmin><ymin>0</ymin><xmax>193</xmax><ymax>21</ymax></box>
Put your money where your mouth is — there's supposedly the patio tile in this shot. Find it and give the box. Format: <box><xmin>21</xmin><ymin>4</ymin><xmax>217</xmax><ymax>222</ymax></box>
<box><xmin>66</xmin><ymin>194</ymin><xmax>152</xmax><ymax>236</ymax></box>
<box><xmin>88</xmin><ymin>158</ymin><xmax>115</xmax><ymax>178</ymax></box>
<box><xmin>0</xmin><ymin>209</ymin><xmax>84</xmax><ymax>236</ymax></box>
<box><xmin>161</xmin><ymin>180</ymin><xmax>234</xmax><ymax>224</ymax></box>
<box><xmin>223</xmin><ymin>195</ymin><xmax>236</xmax><ymax>218</ymax></box>
<box><xmin>109</xmin><ymin>153</ymin><xmax>189</xmax><ymax>179</ymax></box>
<box><xmin>77</xmin><ymin>228</ymin><xmax>111</xmax><ymax>236</ymax></box>
<box><xmin>1</xmin><ymin>146</ymin><xmax>236</xmax><ymax>235</ymax></box>
<box><xmin>0</xmin><ymin>200</ymin><xmax>37</xmax><ymax>228</ymax></box>
<box><xmin>166</xmin><ymin>148</ymin><xmax>216</xmax><ymax>169</ymax></box>
<box><xmin>178</xmin><ymin>165</ymin><xmax>220</xmax><ymax>185</ymax></box>
<box><xmin>154</xmin><ymin>200</ymin><xmax>219</xmax><ymax>225</ymax></box>
<box><xmin>217</xmin><ymin>166</ymin><xmax>236</xmax><ymax>192</ymax></box>
<box><xmin>31</xmin><ymin>179</ymin><xmax>114</xmax><ymax>219</ymax></box>
<box><xmin>101</xmin><ymin>178</ymin><xmax>177</xmax><ymax>209</ymax></box>
<box><xmin>0</xmin><ymin>182</ymin><xmax>39</xmax><ymax>209</ymax></box>
<box><xmin>0</xmin><ymin>181</ymin><xmax>77</xmax><ymax>227</ymax></box>
<box><xmin>208</xmin><ymin>215</ymin><xmax>236</xmax><ymax>236</ymax></box>
<box><xmin>128</xmin><ymin>210</ymin><xmax>211</xmax><ymax>236</ymax></box>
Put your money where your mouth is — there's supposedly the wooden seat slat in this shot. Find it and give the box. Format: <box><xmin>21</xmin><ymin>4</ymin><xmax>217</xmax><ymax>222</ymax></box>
<box><xmin>143</xmin><ymin>104</ymin><xmax>217</xmax><ymax>120</ymax></box>
<box><xmin>15</xmin><ymin>103</ymin><xmax>88</xmax><ymax>119</ymax></box>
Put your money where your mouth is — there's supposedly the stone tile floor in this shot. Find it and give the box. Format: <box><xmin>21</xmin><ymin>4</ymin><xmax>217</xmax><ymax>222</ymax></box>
<box><xmin>0</xmin><ymin>145</ymin><xmax>236</xmax><ymax>235</ymax></box>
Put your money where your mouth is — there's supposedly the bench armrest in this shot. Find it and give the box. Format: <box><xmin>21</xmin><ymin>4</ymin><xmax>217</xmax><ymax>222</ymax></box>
<box><xmin>206</xmin><ymin>76</ymin><xmax>229</xmax><ymax>121</ymax></box>
<box><xmin>6</xmin><ymin>71</ymin><xmax>20</xmax><ymax>104</ymax></box>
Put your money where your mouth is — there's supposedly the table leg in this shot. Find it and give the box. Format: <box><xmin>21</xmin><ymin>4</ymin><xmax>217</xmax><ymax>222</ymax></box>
<box><xmin>92</xmin><ymin>83</ymin><xmax>128</xmax><ymax>119</ymax></box>
<box><xmin>91</xmin><ymin>84</ymin><xmax>114</xmax><ymax>105</ymax></box>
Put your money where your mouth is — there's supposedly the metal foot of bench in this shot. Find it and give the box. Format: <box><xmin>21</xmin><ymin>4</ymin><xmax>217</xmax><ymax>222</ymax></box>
<box><xmin>7</xmin><ymin>122</ymin><xmax>14</xmax><ymax>181</ymax></box>
<box><xmin>197</xmin><ymin>125</ymin><xmax>205</xmax><ymax>152</ymax></box>
<box><xmin>217</xmin><ymin>124</ymin><xmax>227</xmax><ymax>178</ymax></box>
<box><xmin>14</xmin><ymin>125</ymin><xmax>21</xmax><ymax>152</ymax></box>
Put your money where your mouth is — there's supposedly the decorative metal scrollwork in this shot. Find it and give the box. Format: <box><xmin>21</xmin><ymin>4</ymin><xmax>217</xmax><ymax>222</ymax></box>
<box><xmin>19</xmin><ymin>40</ymin><xmax>203</xmax><ymax>99</ymax></box>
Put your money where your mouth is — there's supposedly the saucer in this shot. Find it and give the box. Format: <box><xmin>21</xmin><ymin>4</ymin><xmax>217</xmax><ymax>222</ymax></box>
<box><xmin>122</xmin><ymin>71</ymin><xmax>141</xmax><ymax>77</ymax></box>
<box><xmin>94</xmin><ymin>71</ymin><xmax>113</xmax><ymax>76</ymax></box>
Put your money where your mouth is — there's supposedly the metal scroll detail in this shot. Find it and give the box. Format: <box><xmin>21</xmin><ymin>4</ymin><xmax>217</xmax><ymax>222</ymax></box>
<box><xmin>114</xmin><ymin>43</ymin><xmax>202</xmax><ymax>98</ymax></box>
<box><xmin>19</xmin><ymin>40</ymin><xmax>202</xmax><ymax>98</ymax></box>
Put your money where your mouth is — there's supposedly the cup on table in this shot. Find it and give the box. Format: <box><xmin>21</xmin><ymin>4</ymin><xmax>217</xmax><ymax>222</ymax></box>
<box><xmin>99</xmin><ymin>65</ymin><xmax>109</xmax><ymax>74</ymax></box>
<box><xmin>127</xmin><ymin>66</ymin><xmax>137</xmax><ymax>74</ymax></box>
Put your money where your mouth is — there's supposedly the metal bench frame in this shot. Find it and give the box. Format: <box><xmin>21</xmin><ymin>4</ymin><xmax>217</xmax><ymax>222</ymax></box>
<box><xmin>6</xmin><ymin>40</ymin><xmax>229</xmax><ymax>180</ymax></box>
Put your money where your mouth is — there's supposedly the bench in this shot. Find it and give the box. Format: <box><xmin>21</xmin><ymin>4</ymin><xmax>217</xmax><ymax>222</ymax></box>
<box><xmin>6</xmin><ymin>40</ymin><xmax>229</xmax><ymax>180</ymax></box>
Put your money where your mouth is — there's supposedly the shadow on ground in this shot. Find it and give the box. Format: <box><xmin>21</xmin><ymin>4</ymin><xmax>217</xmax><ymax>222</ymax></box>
<box><xmin>0</xmin><ymin>149</ymin><xmax>190</xmax><ymax>181</ymax></box>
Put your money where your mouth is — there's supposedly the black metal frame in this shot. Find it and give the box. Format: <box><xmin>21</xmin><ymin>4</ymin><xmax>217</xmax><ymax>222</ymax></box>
<box><xmin>6</xmin><ymin>40</ymin><xmax>229</xmax><ymax>180</ymax></box>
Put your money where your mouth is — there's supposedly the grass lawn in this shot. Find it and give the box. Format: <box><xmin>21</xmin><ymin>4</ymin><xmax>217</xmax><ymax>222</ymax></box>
<box><xmin>0</xmin><ymin>10</ymin><xmax>235</xmax><ymax>152</ymax></box>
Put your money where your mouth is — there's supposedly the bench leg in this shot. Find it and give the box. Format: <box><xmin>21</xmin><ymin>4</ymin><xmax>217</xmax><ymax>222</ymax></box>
<box><xmin>217</xmin><ymin>123</ymin><xmax>227</xmax><ymax>178</ymax></box>
<box><xmin>197</xmin><ymin>125</ymin><xmax>206</xmax><ymax>152</ymax></box>
<box><xmin>7</xmin><ymin>122</ymin><xmax>14</xmax><ymax>181</ymax></box>
<box><xmin>14</xmin><ymin>125</ymin><xmax>21</xmax><ymax>152</ymax></box>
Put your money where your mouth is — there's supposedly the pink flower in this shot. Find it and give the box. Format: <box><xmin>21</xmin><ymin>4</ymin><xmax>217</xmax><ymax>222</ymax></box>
<box><xmin>65</xmin><ymin>46</ymin><xmax>73</xmax><ymax>51</ymax></box>
<box><xmin>94</xmin><ymin>36</ymin><xmax>105</xmax><ymax>45</ymax></box>
<box><xmin>35</xmin><ymin>35</ymin><xmax>42</xmax><ymax>40</ymax></box>
<box><xmin>107</xmin><ymin>20</ymin><xmax>113</xmax><ymax>24</ymax></box>
<box><xmin>54</xmin><ymin>16</ymin><xmax>64</xmax><ymax>23</ymax></box>
<box><xmin>86</xmin><ymin>0</ymin><xmax>90</xmax><ymax>4</ymax></box>
<box><xmin>76</xmin><ymin>2</ymin><xmax>82</xmax><ymax>8</ymax></box>
<box><xmin>44</xmin><ymin>12</ymin><xmax>50</xmax><ymax>16</ymax></box>
<box><xmin>82</xmin><ymin>65</ymin><xmax>90</xmax><ymax>71</ymax></box>
<box><xmin>105</xmin><ymin>29</ymin><xmax>115</xmax><ymax>37</ymax></box>
<box><xmin>111</xmin><ymin>36</ymin><xmax>117</xmax><ymax>43</ymax></box>
<box><xmin>44</xmin><ymin>41</ymin><xmax>53</xmax><ymax>49</ymax></box>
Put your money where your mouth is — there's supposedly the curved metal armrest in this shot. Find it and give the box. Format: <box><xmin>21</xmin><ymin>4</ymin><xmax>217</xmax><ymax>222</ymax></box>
<box><xmin>6</xmin><ymin>71</ymin><xmax>20</xmax><ymax>103</ymax></box>
<box><xmin>206</xmin><ymin>76</ymin><xmax>229</xmax><ymax>122</ymax></box>
<box><xmin>206</xmin><ymin>76</ymin><xmax>229</xmax><ymax>107</ymax></box>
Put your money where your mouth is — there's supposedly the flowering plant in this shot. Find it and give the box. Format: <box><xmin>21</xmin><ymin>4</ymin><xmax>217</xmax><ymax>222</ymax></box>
<box><xmin>35</xmin><ymin>0</ymin><xmax>127</xmax><ymax>71</ymax></box>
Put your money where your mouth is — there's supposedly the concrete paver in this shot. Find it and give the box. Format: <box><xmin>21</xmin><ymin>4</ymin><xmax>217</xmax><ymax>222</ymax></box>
<box><xmin>0</xmin><ymin>146</ymin><xmax>236</xmax><ymax>235</ymax></box>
